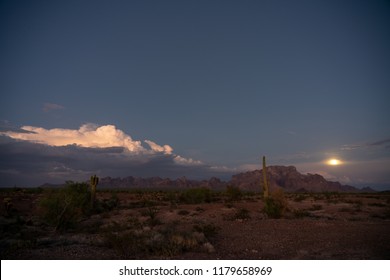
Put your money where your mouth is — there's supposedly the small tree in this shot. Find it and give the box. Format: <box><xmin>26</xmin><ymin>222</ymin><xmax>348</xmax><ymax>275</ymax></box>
<box><xmin>39</xmin><ymin>182</ymin><xmax>91</xmax><ymax>231</ymax></box>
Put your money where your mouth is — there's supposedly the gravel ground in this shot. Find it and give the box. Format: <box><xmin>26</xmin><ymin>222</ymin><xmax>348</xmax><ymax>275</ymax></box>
<box><xmin>1</xmin><ymin>192</ymin><xmax>390</xmax><ymax>260</ymax></box>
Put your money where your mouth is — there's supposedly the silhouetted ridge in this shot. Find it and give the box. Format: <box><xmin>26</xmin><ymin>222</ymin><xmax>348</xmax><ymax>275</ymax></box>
<box><xmin>230</xmin><ymin>165</ymin><xmax>358</xmax><ymax>192</ymax></box>
<box><xmin>97</xmin><ymin>165</ymin><xmax>362</xmax><ymax>192</ymax></box>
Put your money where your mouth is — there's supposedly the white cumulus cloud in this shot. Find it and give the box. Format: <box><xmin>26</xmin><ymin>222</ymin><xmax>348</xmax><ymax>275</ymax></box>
<box><xmin>0</xmin><ymin>123</ymin><xmax>206</xmax><ymax>167</ymax></box>
<box><xmin>0</xmin><ymin>123</ymin><xmax>238</xmax><ymax>186</ymax></box>
<box><xmin>144</xmin><ymin>140</ymin><xmax>173</xmax><ymax>155</ymax></box>
<box><xmin>2</xmin><ymin>124</ymin><xmax>145</xmax><ymax>153</ymax></box>
<box><xmin>173</xmin><ymin>155</ymin><xmax>203</xmax><ymax>166</ymax></box>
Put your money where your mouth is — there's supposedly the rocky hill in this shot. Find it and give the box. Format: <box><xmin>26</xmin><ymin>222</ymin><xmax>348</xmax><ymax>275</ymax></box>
<box><xmin>98</xmin><ymin>165</ymin><xmax>365</xmax><ymax>193</ymax></box>
<box><xmin>230</xmin><ymin>165</ymin><xmax>358</xmax><ymax>192</ymax></box>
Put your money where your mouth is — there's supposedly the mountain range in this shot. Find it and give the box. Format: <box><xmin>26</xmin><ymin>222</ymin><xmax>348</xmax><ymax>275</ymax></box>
<box><xmin>97</xmin><ymin>165</ymin><xmax>374</xmax><ymax>193</ymax></box>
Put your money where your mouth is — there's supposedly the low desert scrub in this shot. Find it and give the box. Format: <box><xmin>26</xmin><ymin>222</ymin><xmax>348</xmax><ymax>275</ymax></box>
<box><xmin>343</xmin><ymin>199</ymin><xmax>363</xmax><ymax>212</ymax></box>
<box><xmin>343</xmin><ymin>199</ymin><xmax>363</xmax><ymax>206</ymax></box>
<box><xmin>76</xmin><ymin>219</ymin><xmax>104</xmax><ymax>234</ymax></box>
<box><xmin>338</xmin><ymin>204</ymin><xmax>362</xmax><ymax>214</ymax></box>
<box><xmin>293</xmin><ymin>209</ymin><xmax>311</xmax><ymax>218</ymax></box>
<box><xmin>103</xmin><ymin>220</ymin><xmax>216</xmax><ymax>258</ymax></box>
<box><xmin>94</xmin><ymin>193</ymin><xmax>120</xmax><ymax>213</ymax></box>
<box><xmin>234</xmin><ymin>208</ymin><xmax>251</xmax><ymax>220</ymax></box>
<box><xmin>140</xmin><ymin>206</ymin><xmax>161</xmax><ymax>227</ymax></box>
<box><xmin>100</xmin><ymin>220</ymin><xmax>134</xmax><ymax>233</ymax></box>
<box><xmin>263</xmin><ymin>189</ymin><xmax>288</xmax><ymax>219</ymax></box>
<box><xmin>126</xmin><ymin>217</ymin><xmax>143</xmax><ymax>229</ymax></box>
<box><xmin>222</xmin><ymin>207</ymin><xmax>251</xmax><ymax>221</ymax></box>
<box><xmin>225</xmin><ymin>185</ymin><xmax>243</xmax><ymax>202</ymax></box>
<box><xmin>193</xmin><ymin>222</ymin><xmax>219</xmax><ymax>239</ymax></box>
<box><xmin>195</xmin><ymin>206</ymin><xmax>205</xmax><ymax>212</ymax></box>
<box><xmin>38</xmin><ymin>182</ymin><xmax>91</xmax><ymax>231</ymax></box>
<box><xmin>103</xmin><ymin>230</ymin><xmax>147</xmax><ymax>258</ymax></box>
<box><xmin>180</xmin><ymin>187</ymin><xmax>213</xmax><ymax>204</ymax></box>
<box><xmin>324</xmin><ymin>192</ymin><xmax>341</xmax><ymax>201</ymax></box>
<box><xmin>177</xmin><ymin>209</ymin><xmax>190</xmax><ymax>216</ymax></box>
<box><xmin>309</xmin><ymin>204</ymin><xmax>323</xmax><ymax>211</ymax></box>
<box><xmin>293</xmin><ymin>194</ymin><xmax>307</xmax><ymax>202</ymax></box>
<box><xmin>313</xmin><ymin>194</ymin><xmax>324</xmax><ymax>201</ymax></box>
<box><xmin>224</xmin><ymin>202</ymin><xmax>235</xmax><ymax>208</ymax></box>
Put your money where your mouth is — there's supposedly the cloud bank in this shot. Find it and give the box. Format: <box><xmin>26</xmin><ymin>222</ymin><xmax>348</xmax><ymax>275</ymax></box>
<box><xmin>0</xmin><ymin>123</ymin><xmax>232</xmax><ymax>186</ymax></box>
<box><xmin>3</xmin><ymin>124</ymin><xmax>146</xmax><ymax>152</ymax></box>
<box><xmin>1</xmin><ymin>124</ymin><xmax>388</xmax><ymax>189</ymax></box>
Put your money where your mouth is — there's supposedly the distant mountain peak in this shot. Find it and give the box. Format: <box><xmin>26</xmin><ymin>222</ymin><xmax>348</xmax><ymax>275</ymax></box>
<box><xmin>231</xmin><ymin>165</ymin><xmax>358</xmax><ymax>192</ymax></box>
<box><xmin>95</xmin><ymin>165</ymin><xmax>361</xmax><ymax>192</ymax></box>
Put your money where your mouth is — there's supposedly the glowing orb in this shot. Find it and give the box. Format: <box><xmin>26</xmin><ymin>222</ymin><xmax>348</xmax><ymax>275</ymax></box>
<box><xmin>327</xmin><ymin>158</ymin><xmax>341</xmax><ymax>166</ymax></box>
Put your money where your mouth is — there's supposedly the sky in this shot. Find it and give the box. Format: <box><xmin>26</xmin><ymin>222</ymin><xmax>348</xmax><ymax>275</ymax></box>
<box><xmin>0</xmin><ymin>0</ymin><xmax>389</xmax><ymax>190</ymax></box>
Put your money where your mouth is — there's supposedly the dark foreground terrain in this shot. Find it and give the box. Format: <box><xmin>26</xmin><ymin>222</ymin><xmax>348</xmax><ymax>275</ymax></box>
<box><xmin>1</xmin><ymin>187</ymin><xmax>389</xmax><ymax>259</ymax></box>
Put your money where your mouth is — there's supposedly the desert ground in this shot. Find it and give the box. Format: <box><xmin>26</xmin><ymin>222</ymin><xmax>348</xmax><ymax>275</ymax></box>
<box><xmin>1</xmin><ymin>187</ymin><xmax>389</xmax><ymax>260</ymax></box>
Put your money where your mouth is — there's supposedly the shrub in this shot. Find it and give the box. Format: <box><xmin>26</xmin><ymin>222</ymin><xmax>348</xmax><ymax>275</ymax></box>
<box><xmin>293</xmin><ymin>194</ymin><xmax>307</xmax><ymax>202</ymax></box>
<box><xmin>104</xmin><ymin>231</ymin><xmax>147</xmax><ymax>258</ymax></box>
<box><xmin>293</xmin><ymin>209</ymin><xmax>311</xmax><ymax>218</ymax></box>
<box><xmin>177</xmin><ymin>209</ymin><xmax>190</xmax><ymax>216</ymax></box>
<box><xmin>38</xmin><ymin>182</ymin><xmax>91</xmax><ymax>231</ymax></box>
<box><xmin>193</xmin><ymin>223</ymin><xmax>219</xmax><ymax>239</ymax></box>
<box><xmin>195</xmin><ymin>206</ymin><xmax>205</xmax><ymax>212</ymax></box>
<box><xmin>263</xmin><ymin>189</ymin><xmax>288</xmax><ymax>219</ymax></box>
<box><xmin>104</xmin><ymin>227</ymin><xmax>201</xmax><ymax>259</ymax></box>
<box><xmin>139</xmin><ymin>205</ymin><xmax>161</xmax><ymax>227</ymax></box>
<box><xmin>180</xmin><ymin>188</ymin><xmax>213</xmax><ymax>204</ymax></box>
<box><xmin>225</xmin><ymin>185</ymin><xmax>242</xmax><ymax>202</ymax></box>
<box><xmin>234</xmin><ymin>208</ymin><xmax>251</xmax><ymax>220</ymax></box>
<box><xmin>95</xmin><ymin>193</ymin><xmax>119</xmax><ymax>212</ymax></box>
<box><xmin>324</xmin><ymin>192</ymin><xmax>340</xmax><ymax>201</ymax></box>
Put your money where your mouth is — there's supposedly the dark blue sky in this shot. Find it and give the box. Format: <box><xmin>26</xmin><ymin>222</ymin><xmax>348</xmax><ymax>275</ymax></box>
<box><xmin>1</xmin><ymin>0</ymin><xmax>389</xmax><ymax>189</ymax></box>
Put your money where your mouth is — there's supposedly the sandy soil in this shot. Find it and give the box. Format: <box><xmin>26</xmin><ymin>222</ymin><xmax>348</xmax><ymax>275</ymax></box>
<box><xmin>1</xmin><ymin>190</ymin><xmax>389</xmax><ymax>259</ymax></box>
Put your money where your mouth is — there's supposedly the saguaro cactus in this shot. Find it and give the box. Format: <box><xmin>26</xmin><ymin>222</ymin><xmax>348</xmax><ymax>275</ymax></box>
<box><xmin>3</xmin><ymin>197</ymin><xmax>12</xmax><ymax>217</ymax></box>
<box><xmin>262</xmin><ymin>156</ymin><xmax>269</xmax><ymax>199</ymax></box>
<box><xmin>90</xmin><ymin>175</ymin><xmax>99</xmax><ymax>208</ymax></box>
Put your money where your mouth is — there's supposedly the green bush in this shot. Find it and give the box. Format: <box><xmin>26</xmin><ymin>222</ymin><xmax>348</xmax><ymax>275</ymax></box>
<box><xmin>38</xmin><ymin>182</ymin><xmax>91</xmax><ymax>231</ymax></box>
<box><xmin>96</xmin><ymin>193</ymin><xmax>119</xmax><ymax>212</ymax></box>
<box><xmin>263</xmin><ymin>189</ymin><xmax>288</xmax><ymax>219</ymax></box>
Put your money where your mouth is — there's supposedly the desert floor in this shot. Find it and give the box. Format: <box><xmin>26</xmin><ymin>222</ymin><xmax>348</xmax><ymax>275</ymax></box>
<box><xmin>1</xmin><ymin>188</ymin><xmax>389</xmax><ymax>259</ymax></box>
